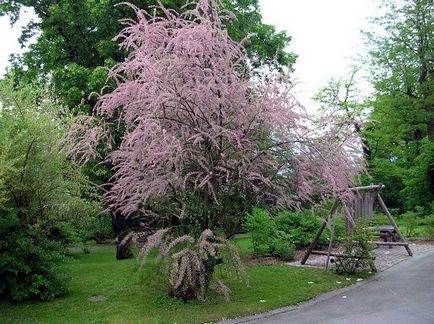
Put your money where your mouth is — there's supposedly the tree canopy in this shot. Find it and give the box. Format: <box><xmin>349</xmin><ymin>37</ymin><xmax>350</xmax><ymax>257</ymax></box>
<box><xmin>0</xmin><ymin>0</ymin><xmax>298</xmax><ymax>257</ymax></box>
<box><xmin>0</xmin><ymin>0</ymin><xmax>296</xmax><ymax>113</ymax></box>
<box><xmin>363</xmin><ymin>0</ymin><xmax>434</xmax><ymax>210</ymax></box>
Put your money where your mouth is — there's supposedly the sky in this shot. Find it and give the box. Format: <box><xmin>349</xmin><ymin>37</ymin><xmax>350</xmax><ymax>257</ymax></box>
<box><xmin>258</xmin><ymin>0</ymin><xmax>379</xmax><ymax>110</ymax></box>
<box><xmin>0</xmin><ymin>8</ymin><xmax>35</xmax><ymax>75</ymax></box>
<box><xmin>0</xmin><ymin>1</ymin><xmax>379</xmax><ymax>111</ymax></box>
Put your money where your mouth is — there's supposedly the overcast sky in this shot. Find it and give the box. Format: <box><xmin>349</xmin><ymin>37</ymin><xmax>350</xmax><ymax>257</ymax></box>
<box><xmin>0</xmin><ymin>8</ymin><xmax>35</xmax><ymax>75</ymax></box>
<box><xmin>259</xmin><ymin>0</ymin><xmax>379</xmax><ymax>110</ymax></box>
<box><xmin>0</xmin><ymin>1</ymin><xmax>379</xmax><ymax>110</ymax></box>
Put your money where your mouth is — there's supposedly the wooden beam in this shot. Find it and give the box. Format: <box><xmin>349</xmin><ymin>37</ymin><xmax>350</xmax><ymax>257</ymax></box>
<box><xmin>301</xmin><ymin>200</ymin><xmax>340</xmax><ymax>265</ymax></box>
<box><xmin>343</xmin><ymin>205</ymin><xmax>356</xmax><ymax>230</ymax></box>
<box><xmin>377</xmin><ymin>194</ymin><xmax>413</xmax><ymax>256</ymax></box>
<box><xmin>312</xmin><ymin>250</ymin><xmax>376</xmax><ymax>261</ymax></box>
<box><xmin>349</xmin><ymin>184</ymin><xmax>384</xmax><ymax>192</ymax></box>
<box><xmin>311</xmin><ymin>250</ymin><xmax>345</xmax><ymax>257</ymax></box>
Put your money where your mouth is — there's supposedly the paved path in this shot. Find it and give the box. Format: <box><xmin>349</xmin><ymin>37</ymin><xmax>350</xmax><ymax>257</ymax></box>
<box><xmin>225</xmin><ymin>250</ymin><xmax>434</xmax><ymax>324</ymax></box>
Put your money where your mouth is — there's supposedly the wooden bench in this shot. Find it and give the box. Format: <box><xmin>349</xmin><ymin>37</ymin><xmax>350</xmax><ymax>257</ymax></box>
<box><xmin>368</xmin><ymin>225</ymin><xmax>397</xmax><ymax>248</ymax></box>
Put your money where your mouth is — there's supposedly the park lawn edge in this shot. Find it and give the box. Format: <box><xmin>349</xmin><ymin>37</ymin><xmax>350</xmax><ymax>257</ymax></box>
<box><xmin>0</xmin><ymin>244</ymin><xmax>372</xmax><ymax>324</ymax></box>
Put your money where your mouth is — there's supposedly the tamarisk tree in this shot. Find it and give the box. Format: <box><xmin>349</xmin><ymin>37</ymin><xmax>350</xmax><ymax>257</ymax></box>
<box><xmin>68</xmin><ymin>0</ymin><xmax>362</xmax><ymax>300</ymax></box>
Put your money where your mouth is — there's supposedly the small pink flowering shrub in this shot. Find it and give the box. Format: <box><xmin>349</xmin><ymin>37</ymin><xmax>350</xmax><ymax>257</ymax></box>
<box><xmin>136</xmin><ymin>229</ymin><xmax>245</xmax><ymax>301</ymax></box>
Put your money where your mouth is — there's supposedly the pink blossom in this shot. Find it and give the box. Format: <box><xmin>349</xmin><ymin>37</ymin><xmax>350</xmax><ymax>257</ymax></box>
<box><xmin>67</xmin><ymin>0</ymin><xmax>362</xmax><ymax>219</ymax></box>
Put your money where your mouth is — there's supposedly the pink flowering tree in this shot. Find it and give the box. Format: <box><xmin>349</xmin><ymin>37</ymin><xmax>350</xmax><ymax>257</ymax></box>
<box><xmin>68</xmin><ymin>0</ymin><xmax>362</xmax><ymax>300</ymax></box>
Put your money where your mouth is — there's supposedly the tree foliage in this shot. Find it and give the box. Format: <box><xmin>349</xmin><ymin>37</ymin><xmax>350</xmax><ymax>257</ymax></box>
<box><xmin>66</xmin><ymin>0</ymin><xmax>362</xmax><ymax>301</ymax></box>
<box><xmin>0</xmin><ymin>0</ymin><xmax>295</xmax><ymax>112</ymax></box>
<box><xmin>363</xmin><ymin>0</ymin><xmax>434</xmax><ymax>210</ymax></box>
<box><xmin>314</xmin><ymin>68</ymin><xmax>372</xmax><ymax>161</ymax></box>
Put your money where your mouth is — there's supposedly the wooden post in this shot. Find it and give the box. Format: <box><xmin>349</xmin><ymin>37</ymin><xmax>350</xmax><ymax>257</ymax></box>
<box><xmin>301</xmin><ymin>200</ymin><xmax>340</xmax><ymax>265</ymax></box>
<box><xmin>343</xmin><ymin>204</ymin><xmax>356</xmax><ymax>231</ymax></box>
<box><xmin>377</xmin><ymin>194</ymin><xmax>413</xmax><ymax>256</ymax></box>
<box><xmin>325</xmin><ymin>209</ymin><xmax>338</xmax><ymax>269</ymax></box>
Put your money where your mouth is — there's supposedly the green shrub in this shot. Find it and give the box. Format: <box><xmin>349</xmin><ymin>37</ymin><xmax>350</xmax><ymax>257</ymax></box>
<box><xmin>335</xmin><ymin>222</ymin><xmax>377</xmax><ymax>275</ymax></box>
<box><xmin>371</xmin><ymin>213</ymin><xmax>390</xmax><ymax>226</ymax></box>
<box><xmin>80</xmin><ymin>215</ymin><xmax>114</xmax><ymax>243</ymax></box>
<box><xmin>244</xmin><ymin>207</ymin><xmax>346</xmax><ymax>258</ymax></box>
<box><xmin>243</xmin><ymin>208</ymin><xmax>276</xmax><ymax>256</ymax></box>
<box><xmin>271</xmin><ymin>233</ymin><xmax>295</xmax><ymax>261</ymax></box>
<box><xmin>423</xmin><ymin>215</ymin><xmax>434</xmax><ymax>239</ymax></box>
<box><xmin>401</xmin><ymin>211</ymin><xmax>419</xmax><ymax>237</ymax></box>
<box><xmin>0</xmin><ymin>213</ymin><xmax>68</xmax><ymax>301</ymax></box>
<box><xmin>244</xmin><ymin>207</ymin><xmax>329</xmax><ymax>258</ymax></box>
<box><xmin>275</xmin><ymin>210</ymin><xmax>326</xmax><ymax>248</ymax></box>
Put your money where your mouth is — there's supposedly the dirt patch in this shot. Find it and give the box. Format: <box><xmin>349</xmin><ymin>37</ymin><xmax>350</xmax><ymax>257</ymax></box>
<box><xmin>244</xmin><ymin>255</ymin><xmax>282</xmax><ymax>266</ymax></box>
<box><xmin>88</xmin><ymin>295</ymin><xmax>106</xmax><ymax>302</ymax></box>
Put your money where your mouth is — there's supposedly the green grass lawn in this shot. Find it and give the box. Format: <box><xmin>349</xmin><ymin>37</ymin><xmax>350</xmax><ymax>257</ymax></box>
<box><xmin>0</xmin><ymin>238</ymin><xmax>371</xmax><ymax>324</ymax></box>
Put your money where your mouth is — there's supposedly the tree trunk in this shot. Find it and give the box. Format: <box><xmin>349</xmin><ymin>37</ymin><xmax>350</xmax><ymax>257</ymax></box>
<box><xmin>112</xmin><ymin>211</ymin><xmax>134</xmax><ymax>260</ymax></box>
<box><xmin>354</xmin><ymin>123</ymin><xmax>371</xmax><ymax>161</ymax></box>
<box><xmin>116</xmin><ymin>240</ymin><xmax>134</xmax><ymax>260</ymax></box>
<box><xmin>168</xmin><ymin>257</ymin><xmax>222</xmax><ymax>302</ymax></box>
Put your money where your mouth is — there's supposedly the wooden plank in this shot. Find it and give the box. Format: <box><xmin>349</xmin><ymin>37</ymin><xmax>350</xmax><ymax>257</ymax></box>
<box><xmin>377</xmin><ymin>194</ymin><xmax>413</xmax><ymax>256</ymax></box>
<box><xmin>354</xmin><ymin>194</ymin><xmax>359</xmax><ymax>220</ymax></box>
<box><xmin>370</xmin><ymin>241</ymin><xmax>409</xmax><ymax>246</ymax></box>
<box><xmin>370</xmin><ymin>192</ymin><xmax>375</xmax><ymax>219</ymax></box>
<box><xmin>362</xmin><ymin>192</ymin><xmax>366</xmax><ymax>219</ymax></box>
<box><xmin>312</xmin><ymin>250</ymin><xmax>376</xmax><ymax>260</ymax></box>
<box><xmin>311</xmin><ymin>250</ymin><xmax>344</xmax><ymax>257</ymax></box>
<box><xmin>369</xmin><ymin>193</ymin><xmax>373</xmax><ymax>218</ymax></box>
<box><xmin>344</xmin><ymin>206</ymin><xmax>356</xmax><ymax>230</ymax></box>
<box><xmin>368</xmin><ymin>225</ymin><xmax>395</xmax><ymax>232</ymax></box>
<box><xmin>300</xmin><ymin>200</ymin><xmax>340</xmax><ymax>265</ymax></box>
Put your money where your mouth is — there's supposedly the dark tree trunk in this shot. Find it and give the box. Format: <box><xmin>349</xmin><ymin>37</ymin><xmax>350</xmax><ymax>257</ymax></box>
<box><xmin>116</xmin><ymin>240</ymin><xmax>134</xmax><ymax>260</ymax></box>
<box><xmin>112</xmin><ymin>211</ymin><xmax>134</xmax><ymax>260</ymax></box>
<box><xmin>354</xmin><ymin>123</ymin><xmax>371</xmax><ymax>161</ymax></box>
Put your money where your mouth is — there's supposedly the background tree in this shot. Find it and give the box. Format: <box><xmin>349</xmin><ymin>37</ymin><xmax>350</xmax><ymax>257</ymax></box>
<box><xmin>314</xmin><ymin>68</ymin><xmax>372</xmax><ymax>161</ymax></box>
<box><xmin>0</xmin><ymin>0</ymin><xmax>295</xmax><ymax>112</ymax></box>
<box><xmin>0</xmin><ymin>0</ymin><xmax>297</xmax><ymax>259</ymax></box>
<box><xmin>363</xmin><ymin>0</ymin><xmax>434</xmax><ymax>210</ymax></box>
<box><xmin>0</xmin><ymin>79</ymin><xmax>101</xmax><ymax>301</ymax></box>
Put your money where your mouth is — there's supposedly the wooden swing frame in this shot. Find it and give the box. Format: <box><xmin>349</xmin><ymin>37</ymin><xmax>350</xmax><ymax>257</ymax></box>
<box><xmin>301</xmin><ymin>184</ymin><xmax>413</xmax><ymax>269</ymax></box>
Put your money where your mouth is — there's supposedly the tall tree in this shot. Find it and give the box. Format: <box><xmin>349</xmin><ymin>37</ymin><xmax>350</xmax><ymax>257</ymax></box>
<box><xmin>67</xmin><ymin>0</ymin><xmax>361</xmax><ymax>251</ymax></box>
<box><xmin>1</xmin><ymin>0</ymin><xmax>296</xmax><ymax>259</ymax></box>
<box><xmin>364</xmin><ymin>0</ymin><xmax>434</xmax><ymax>210</ymax></box>
<box><xmin>314</xmin><ymin>68</ymin><xmax>372</xmax><ymax>161</ymax></box>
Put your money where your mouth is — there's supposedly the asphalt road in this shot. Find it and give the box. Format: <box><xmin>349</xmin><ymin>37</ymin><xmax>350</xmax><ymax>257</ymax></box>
<box><xmin>226</xmin><ymin>250</ymin><xmax>434</xmax><ymax>324</ymax></box>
